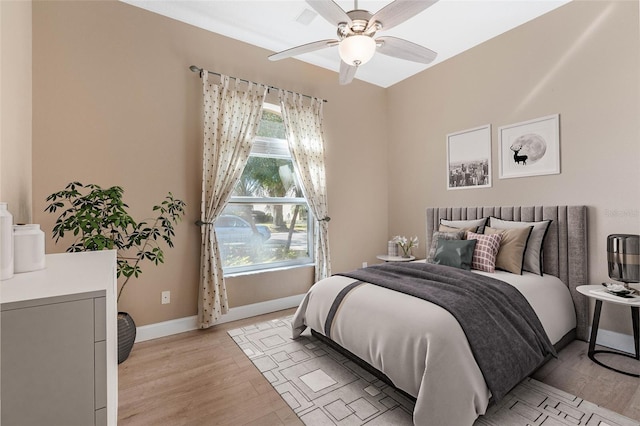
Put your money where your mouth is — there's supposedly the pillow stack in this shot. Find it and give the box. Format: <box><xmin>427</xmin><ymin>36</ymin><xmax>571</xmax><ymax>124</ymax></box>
<box><xmin>427</xmin><ymin>216</ymin><xmax>552</xmax><ymax>275</ymax></box>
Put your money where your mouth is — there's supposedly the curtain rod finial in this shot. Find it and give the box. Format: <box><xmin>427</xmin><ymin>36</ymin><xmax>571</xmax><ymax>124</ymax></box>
<box><xmin>189</xmin><ymin>65</ymin><xmax>202</xmax><ymax>73</ymax></box>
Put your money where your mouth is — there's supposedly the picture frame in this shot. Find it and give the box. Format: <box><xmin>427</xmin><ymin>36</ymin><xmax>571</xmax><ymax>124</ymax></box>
<box><xmin>498</xmin><ymin>114</ymin><xmax>560</xmax><ymax>179</ymax></box>
<box><xmin>446</xmin><ymin>124</ymin><xmax>491</xmax><ymax>190</ymax></box>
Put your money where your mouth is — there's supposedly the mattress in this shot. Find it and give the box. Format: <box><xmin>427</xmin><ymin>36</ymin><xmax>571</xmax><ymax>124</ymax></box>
<box><xmin>291</xmin><ymin>264</ymin><xmax>576</xmax><ymax>425</ymax></box>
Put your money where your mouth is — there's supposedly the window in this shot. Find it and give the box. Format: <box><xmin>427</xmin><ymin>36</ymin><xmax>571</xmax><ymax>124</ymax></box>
<box><xmin>216</xmin><ymin>104</ymin><xmax>313</xmax><ymax>274</ymax></box>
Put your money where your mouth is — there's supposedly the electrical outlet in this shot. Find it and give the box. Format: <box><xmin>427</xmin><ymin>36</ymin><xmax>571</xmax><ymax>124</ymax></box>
<box><xmin>161</xmin><ymin>291</ymin><xmax>170</xmax><ymax>304</ymax></box>
<box><xmin>362</xmin><ymin>262</ymin><xmax>368</xmax><ymax>268</ymax></box>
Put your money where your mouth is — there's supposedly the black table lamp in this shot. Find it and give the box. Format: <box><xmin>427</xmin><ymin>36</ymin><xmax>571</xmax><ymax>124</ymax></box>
<box><xmin>607</xmin><ymin>234</ymin><xmax>640</xmax><ymax>288</ymax></box>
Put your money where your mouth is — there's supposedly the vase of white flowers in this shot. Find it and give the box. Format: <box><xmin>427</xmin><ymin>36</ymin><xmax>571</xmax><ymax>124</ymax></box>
<box><xmin>393</xmin><ymin>235</ymin><xmax>418</xmax><ymax>258</ymax></box>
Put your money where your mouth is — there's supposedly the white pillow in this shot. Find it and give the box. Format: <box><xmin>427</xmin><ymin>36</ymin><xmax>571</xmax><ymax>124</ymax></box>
<box><xmin>488</xmin><ymin>217</ymin><xmax>551</xmax><ymax>275</ymax></box>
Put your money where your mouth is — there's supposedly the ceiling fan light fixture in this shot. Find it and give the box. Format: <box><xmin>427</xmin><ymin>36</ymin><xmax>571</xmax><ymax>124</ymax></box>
<box><xmin>339</xmin><ymin>35</ymin><xmax>376</xmax><ymax>66</ymax></box>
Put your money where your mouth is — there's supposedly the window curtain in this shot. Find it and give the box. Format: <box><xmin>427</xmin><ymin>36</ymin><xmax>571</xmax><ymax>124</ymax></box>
<box><xmin>199</xmin><ymin>71</ymin><xmax>266</xmax><ymax>328</ymax></box>
<box><xmin>278</xmin><ymin>90</ymin><xmax>331</xmax><ymax>281</ymax></box>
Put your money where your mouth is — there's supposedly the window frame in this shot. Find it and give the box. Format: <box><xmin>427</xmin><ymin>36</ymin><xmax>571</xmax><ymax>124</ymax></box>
<box><xmin>221</xmin><ymin>104</ymin><xmax>314</xmax><ymax>276</ymax></box>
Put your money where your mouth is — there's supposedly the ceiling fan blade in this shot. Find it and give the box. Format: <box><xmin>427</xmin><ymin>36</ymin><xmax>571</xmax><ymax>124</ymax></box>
<box><xmin>305</xmin><ymin>0</ymin><xmax>351</xmax><ymax>26</ymax></box>
<box><xmin>369</xmin><ymin>0</ymin><xmax>438</xmax><ymax>31</ymax></box>
<box><xmin>376</xmin><ymin>36</ymin><xmax>437</xmax><ymax>64</ymax></box>
<box><xmin>268</xmin><ymin>39</ymin><xmax>338</xmax><ymax>61</ymax></box>
<box><xmin>339</xmin><ymin>60</ymin><xmax>357</xmax><ymax>85</ymax></box>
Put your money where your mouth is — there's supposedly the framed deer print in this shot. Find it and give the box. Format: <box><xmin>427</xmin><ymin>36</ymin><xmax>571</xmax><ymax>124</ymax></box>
<box><xmin>447</xmin><ymin>124</ymin><xmax>491</xmax><ymax>190</ymax></box>
<box><xmin>498</xmin><ymin>114</ymin><xmax>560</xmax><ymax>179</ymax></box>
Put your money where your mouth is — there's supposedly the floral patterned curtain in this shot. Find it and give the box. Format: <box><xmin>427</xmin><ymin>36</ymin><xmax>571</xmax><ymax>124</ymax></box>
<box><xmin>199</xmin><ymin>71</ymin><xmax>266</xmax><ymax>328</ymax></box>
<box><xmin>278</xmin><ymin>90</ymin><xmax>331</xmax><ymax>281</ymax></box>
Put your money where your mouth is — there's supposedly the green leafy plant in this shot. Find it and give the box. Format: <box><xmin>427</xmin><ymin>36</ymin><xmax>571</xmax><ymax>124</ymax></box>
<box><xmin>45</xmin><ymin>182</ymin><xmax>186</xmax><ymax>302</ymax></box>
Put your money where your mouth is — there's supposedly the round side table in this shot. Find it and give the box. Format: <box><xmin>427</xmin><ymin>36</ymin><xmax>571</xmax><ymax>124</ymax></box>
<box><xmin>576</xmin><ymin>284</ymin><xmax>639</xmax><ymax>377</ymax></box>
<box><xmin>376</xmin><ymin>255</ymin><xmax>415</xmax><ymax>262</ymax></box>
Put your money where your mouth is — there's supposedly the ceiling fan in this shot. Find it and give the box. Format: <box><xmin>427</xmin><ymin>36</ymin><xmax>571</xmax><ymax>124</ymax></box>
<box><xmin>268</xmin><ymin>0</ymin><xmax>439</xmax><ymax>85</ymax></box>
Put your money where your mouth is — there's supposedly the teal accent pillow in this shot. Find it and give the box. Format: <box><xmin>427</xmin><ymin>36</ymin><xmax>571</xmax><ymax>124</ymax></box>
<box><xmin>426</xmin><ymin>230</ymin><xmax>465</xmax><ymax>263</ymax></box>
<box><xmin>433</xmin><ymin>239</ymin><xmax>477</xmax><ymax>270</ymax></box>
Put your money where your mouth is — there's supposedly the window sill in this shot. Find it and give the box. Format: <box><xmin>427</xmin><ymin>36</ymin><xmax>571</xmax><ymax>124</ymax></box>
<box><xmin>224</xmin><ymin>262</ymin><xmax>314</xmax><ymax>279</ymax></box>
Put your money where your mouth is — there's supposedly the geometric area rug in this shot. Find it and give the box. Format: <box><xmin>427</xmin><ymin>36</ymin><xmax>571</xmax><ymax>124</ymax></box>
<box><xmin>228</xmin><ymin>316</ymin><xmax>640</xmax><ymax>426</ymax></box>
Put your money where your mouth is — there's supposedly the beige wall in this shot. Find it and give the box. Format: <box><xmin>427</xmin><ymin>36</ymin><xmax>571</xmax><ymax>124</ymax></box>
<box><xmin>31</xmin><ymin>1</ymin><xmax>389</xmax><ymax>326</ymax></box>
<box><xmin>0</xmin><ymin>0</ymin><xmax>33</xmax><ymax>223</ymax></box>
<box><xmin>387</xmin><ymin>0</ymin><xmax>640</xmax><ymax>334</ymax></box>
<box><xmin>29</xmin><ymin>0</ymin><xmax>640</xmax><ymax>339</ymax></box>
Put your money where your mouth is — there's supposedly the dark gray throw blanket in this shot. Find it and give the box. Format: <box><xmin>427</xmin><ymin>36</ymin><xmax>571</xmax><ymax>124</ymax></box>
<box><xmin>337</xmin><ymin>262</ymin><xmax>556</xmax><ymax>402</ymax></box>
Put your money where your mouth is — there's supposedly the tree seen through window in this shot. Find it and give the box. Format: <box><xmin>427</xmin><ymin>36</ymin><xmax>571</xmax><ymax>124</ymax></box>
<box><xmin>216</xmin><ymin>105</ymin><xmax>312</xmax><ymax>272</ymax></box>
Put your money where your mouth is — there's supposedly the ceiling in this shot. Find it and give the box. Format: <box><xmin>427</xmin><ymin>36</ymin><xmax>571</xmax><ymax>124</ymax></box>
<box><xmin>122</xmin><ymin>0</ymin><xmax>571</xmax><ymax>88</ymax></box>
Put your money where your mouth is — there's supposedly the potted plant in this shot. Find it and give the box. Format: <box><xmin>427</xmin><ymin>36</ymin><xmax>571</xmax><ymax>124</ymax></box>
<box><xmin>45</xmin><ymin>182</ymin><xmax>186</xmax><ymax>363</ymax></box>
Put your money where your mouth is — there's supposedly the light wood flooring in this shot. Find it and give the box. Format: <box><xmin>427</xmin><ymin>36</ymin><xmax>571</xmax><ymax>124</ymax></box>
<box><xmin>119</xmin><ymin>308</ymin><xmax>640</xmax><ymax>425</ymax></box>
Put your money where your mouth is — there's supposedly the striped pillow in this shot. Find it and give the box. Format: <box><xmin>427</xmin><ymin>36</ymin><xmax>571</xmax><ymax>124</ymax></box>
<box><xmin>467</xmin><ymin>231</ymin><xmax>502</xmax><ymax>273</ymax></box>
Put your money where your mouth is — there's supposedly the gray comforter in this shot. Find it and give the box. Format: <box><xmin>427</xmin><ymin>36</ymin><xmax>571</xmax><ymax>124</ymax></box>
<box><xmin>337</xmin><ymin>262</ymin><xmax>556</xmax><ymax>402</ymax></box>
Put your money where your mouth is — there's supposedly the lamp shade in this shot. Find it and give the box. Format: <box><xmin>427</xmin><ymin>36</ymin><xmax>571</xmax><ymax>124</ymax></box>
<box><xmin>339</xmin><ymin>35</ymin><xmax>376</xmax><ymax>66</ymax></box>
<box><xmin>607</xmin><ymin>234</ymin><xmax>640</xmax><ymax>283</ymax></box>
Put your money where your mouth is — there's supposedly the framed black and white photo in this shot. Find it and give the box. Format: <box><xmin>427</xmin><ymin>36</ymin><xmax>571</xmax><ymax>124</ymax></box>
<box><xmin>498</xmin><ymin>114</ymin><xmax>560</xmax><ymax>179</ymax></box>
<box><xmin>446</xmin><ymin>124</ymin><xmax>491</xmax><ymax>190</ymax></box>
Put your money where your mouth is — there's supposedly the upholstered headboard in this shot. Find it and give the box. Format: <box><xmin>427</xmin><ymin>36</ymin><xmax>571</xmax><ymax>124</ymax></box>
<box><xmin>426</xmin><ymin>206</ymin><xmax>589</xmax><ymax>341</ymax></box>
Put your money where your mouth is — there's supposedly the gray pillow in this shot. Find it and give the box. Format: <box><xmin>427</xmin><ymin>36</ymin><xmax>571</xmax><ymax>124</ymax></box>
<box><xmin>427</xmin><ymin>230</ymin><xmax>465</xmax><ymax>263</ymax></box>
<box><xmin>488</xmin><ymin>217</ymin><xmax>551</xmax><ymax>275</ymax></box>
<box><xmin>432</xmin><ymin>239</ymin><xmax>477</xmax><ymax>270</ymax></box>
<box><xmin>440</xmin><ymin>217</ymin><xmax>488</xmax><ymax>234</ymax></box>
<box><xmin>438</xmin><ymin>224</ymin><xmax>478</xmax><ymax>235</ymax></box>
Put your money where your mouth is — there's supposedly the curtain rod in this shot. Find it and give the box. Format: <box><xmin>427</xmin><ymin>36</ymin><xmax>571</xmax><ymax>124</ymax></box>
<box><xmin>189</xmin><ymin>65</ymin><xmax>327</xmax><ymax>103</ymax></box>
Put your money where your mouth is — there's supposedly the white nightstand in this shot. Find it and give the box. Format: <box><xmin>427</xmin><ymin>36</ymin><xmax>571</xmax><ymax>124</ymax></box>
<box><xmin>376</xmin><ymin>255</ymin><xmax>415</xmax><ymax>262</ymax></box>
<box><xmin>576</xmin><ymin>284</ymin><xmax>639</xmax><ymax>377</ymax></box>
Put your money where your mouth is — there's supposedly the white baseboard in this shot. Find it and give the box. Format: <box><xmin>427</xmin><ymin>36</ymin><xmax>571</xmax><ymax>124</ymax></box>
<box><xmin>135</xmin><ymin>297</ymin><xmax>636</xmax><ymax>354</ymax></box>
<box><xmin>134</xmin><ymin>294</ymin><xmax>305</xmax><ymax>343</ymax></box>
<box><xmin>590</xmin><ymin>327</ymin><xmax>637</xmax><ymax>355</ymax></box>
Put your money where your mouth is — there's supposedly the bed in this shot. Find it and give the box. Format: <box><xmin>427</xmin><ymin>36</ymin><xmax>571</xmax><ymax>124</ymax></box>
<box><xmin>291</xmin><ymin>205</ymin><xmax>588</xmax><ymax>425</ymax></box>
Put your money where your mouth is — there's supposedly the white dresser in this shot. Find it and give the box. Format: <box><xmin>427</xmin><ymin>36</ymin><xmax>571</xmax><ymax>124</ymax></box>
<box><xmin>1</xmin><ymin>251</ymin><xmax>118</xmax><ymax>426</ymax></box>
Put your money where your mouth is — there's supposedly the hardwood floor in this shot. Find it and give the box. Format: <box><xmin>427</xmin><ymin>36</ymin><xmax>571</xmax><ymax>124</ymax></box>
<box><xmin>119</xmin><ymin>309</ymin><xmax>640</xmax><ymax>425</ymax></box>
<box><xmin>118</xmin><ymin>309</ymin><xmax>303</xmax><ymax>426</ymax></box>
<box><xmin>531</xmin><ymin>338</ymin><xmax>640</xmax><ymax>421</ymax></box>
